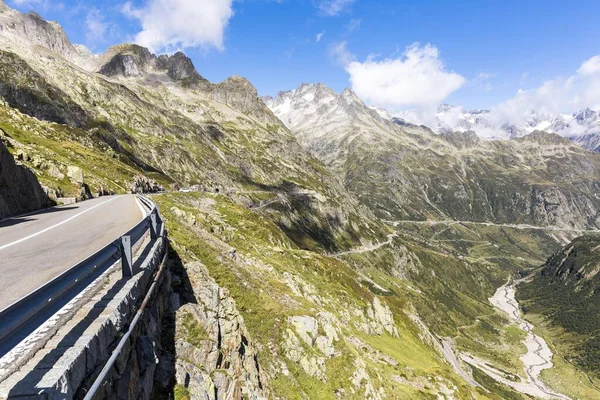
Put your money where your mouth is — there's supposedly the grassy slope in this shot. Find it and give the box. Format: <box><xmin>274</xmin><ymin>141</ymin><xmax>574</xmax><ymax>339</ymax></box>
<box><xmin>518</xmin><ymin>235</ymin><xmax>600</xmax><ymax>397</ymax></box>
<box><xmin>342</xmin><ymin>134</ymin><xmax>600</xmax><ymax>228</ymax></box>
<box><xmin>0</xmin><ymin>38</ymin><xmax>596</xmax><ymax>398</ymax></box>
<box><xmin>154</xmin><ymin>192</ymin><xmax>495</xmax><ymax>399</ymax></box>
<box><xmin>339</xmin><ymin>221</ymin><xmax>567</xmax><ymax>384</ymax></box>
<box><xmin>0</xmin><ymin>103</ymin><xmax>170</xmax><ymax>196</ymax></box>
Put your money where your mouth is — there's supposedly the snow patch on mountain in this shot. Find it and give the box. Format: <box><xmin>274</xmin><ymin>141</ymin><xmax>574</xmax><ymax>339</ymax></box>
<box><xmin>381</xmin><ymin>104</ymin><xmax>600</xmax><ymax>150</ymax></box>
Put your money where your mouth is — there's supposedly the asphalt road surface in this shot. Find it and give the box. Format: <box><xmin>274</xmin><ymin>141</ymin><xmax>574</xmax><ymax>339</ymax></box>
<box><xmin>0</xmin><ymin>195</ymin><xmax>144</xmax><ymax>311</ymax></box>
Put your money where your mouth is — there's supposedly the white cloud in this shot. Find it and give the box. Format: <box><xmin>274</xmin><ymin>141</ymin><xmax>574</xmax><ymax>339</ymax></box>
<box><xmin>316</xmin><ymin>30</ymin><xmax>325</xmax><ymax>42</ymax></box>
<box><xmin>578</xmin><ymin>55</ymin><xmax>600</xmax><ymax>76</ymax></box>
<box><xmin>346</xmin><ymin>19</ymin><xmax>361</xmax><ymax>33</ymax></box>
<box><xmin>11</xmin><ymin>0</ymin><xmax>43</xmax><ymax>5</ymax></box>
<box><xmin>329</xmin><ymin>41</ymin><xmax>355</xmax><ymax>66</ymax></box>
<box><xmin>344</xmin><ymin>43</ymin><xmax>465</xmax><ymax>110</ymax></box>
<box><xmin>86</xmin><ymin>9</ymin><xmax>108</xmax><ymax>43</ymax></box>
<box><xmin>472</xmin><ymin>72</ymin><xmax>495</xmax><ymax>92</ymax></box>
<box><xmin>122</xmin><ymin>0</ymin><xmax>234</xmax><ymax>52</ymax></box>
<box><xmin>317</xmin><ymin>0</ymin><xmax>355</xmax><ymax>16</ymax></box>
<box><xmin>491</xmin><ymin>54</ymin><xmax>600</xmax><ymax>124</ymax></box>
<box><xmin>11</xmin><ymin>0</ymin><xmax>50</xmax><ymax>9</ymax></box>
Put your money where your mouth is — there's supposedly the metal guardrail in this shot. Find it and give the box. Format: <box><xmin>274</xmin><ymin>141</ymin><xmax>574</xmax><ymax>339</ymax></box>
<box><xmin>84</xmin><ymin>246</ymin><xmax>168</xmax><ymax>400</ymax></box>
<box><xmin>0</xmin><ymin>195</ymin><xmax>163</xmax><ymax>346</ymax></box>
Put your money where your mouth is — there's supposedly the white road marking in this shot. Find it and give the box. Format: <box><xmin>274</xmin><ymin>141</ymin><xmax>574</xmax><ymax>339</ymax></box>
<box><xmin>0</xmin><ymin>197</ymin><xmax>119</xmax><ymax>252</ymax></box>
<box><xmin>135</xmin><ymin>197</ymin><xmax>148</xmax><ymax>218</ymax></box>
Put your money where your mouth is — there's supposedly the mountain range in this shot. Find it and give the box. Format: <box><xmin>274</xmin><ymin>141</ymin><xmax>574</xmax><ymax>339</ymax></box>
<box><xmin>264</xmin><ymin>83</ymin><xmax>600</xmax><ymax>229</ymax></box>
<box><xmin>373</xmin><ymin>102</ymin><xmax>600</xmax><ymax>152</ymax></box>
<box><xmin>1</xmin><ymin>1</ymin><xmax>600</xmax><ymax>399</ymax></box>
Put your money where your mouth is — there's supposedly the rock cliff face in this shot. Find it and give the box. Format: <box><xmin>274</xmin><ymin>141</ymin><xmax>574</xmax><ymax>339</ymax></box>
<box><xmin>99</xmin><ymin>45</ymin><xmax>207</xmax><ymax>84</ymax></box>
<box><xmin>0</xmin><ymin>141</ymin><xmax>51</xmax><ymax>219</ymax></box>
<box><xmin>0</xmin><ymin>1</ymin><xmax>83</xmax><ymax>65</ymax></box>
<box><xmin>173</xmin><ymin>261</ymin><xmax>267</xmax><ymax>399</ymax></box>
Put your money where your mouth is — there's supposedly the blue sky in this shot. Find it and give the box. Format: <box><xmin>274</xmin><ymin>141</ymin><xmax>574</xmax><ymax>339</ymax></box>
<box><xmin>9</xmin><ymin>0</ymin><xmax>600</xmax><ymax>112</ymax></box>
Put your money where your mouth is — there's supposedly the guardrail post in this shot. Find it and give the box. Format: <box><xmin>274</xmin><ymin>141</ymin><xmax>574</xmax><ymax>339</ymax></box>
<box><xmin>121</xmin><ymin>236</ymin><xmax>134</xmax><ymax>277</ymax></box>
<box><xmin>150</xmin><ymin>212</ymin><xmax>158</xmax><ymax>240</ymax></box>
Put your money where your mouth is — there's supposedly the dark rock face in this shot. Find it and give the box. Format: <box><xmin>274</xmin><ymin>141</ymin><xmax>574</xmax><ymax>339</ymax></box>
<box><xmin>166</xmin><ymin>52</ymin><xmax>204</xmax><ymax>83</ymax></box>
<box><xmin>99</xmin><ymin>45</ymin><xmax>155</xmax><ymax>77</ymax></box>
<box><xmin>391</xmin><ymin>117</ymin><xmax>413</xmax><ymax>127</ymax></box>
<box><xmin>0</xmin><ymin>141</ymin><xmax>53</xmax><ymax>219</ymax></box>
<box><xmin>98</xmin><ymin>45</ymin><xmax>206</xmax><ymax>84</ymax></box>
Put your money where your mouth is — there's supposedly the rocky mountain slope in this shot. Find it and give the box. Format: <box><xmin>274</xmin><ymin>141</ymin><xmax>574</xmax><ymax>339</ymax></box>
<box><xmin>265</xmin><ymin>84</ymin><xmax>600</xmax><ymax>230</ymax></box>
<box><xmin>0</xmin><ymin>3</ymin><xmax>389</xmax><ymax>254</ymax></box>
<box><xmin>0</xmin><ymin>140</ymin><xmax>52</xmax><ymax>219</ymax></box>
<box><xmin>2</xmin><ymin>2</ymin><xmax>599</xmax><ymax>399</ymax></box>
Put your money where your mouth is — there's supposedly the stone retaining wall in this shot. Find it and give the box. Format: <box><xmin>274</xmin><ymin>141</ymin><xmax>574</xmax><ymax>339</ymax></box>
<box><xmin>77</xmin><ymin>237</ymin><xmax>173</xmax><ymax>399</ymax></box>
<box><xmin>0</xmin><ymin>234</ymin><xmax>172</xmax><ymax>400</ymax></box>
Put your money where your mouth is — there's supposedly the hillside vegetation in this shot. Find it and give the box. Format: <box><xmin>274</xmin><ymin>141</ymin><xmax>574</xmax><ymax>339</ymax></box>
<box><xmin>1</xmin><ymin>3</ymin><xmax>600</xmax><ymax>398</ymax></box>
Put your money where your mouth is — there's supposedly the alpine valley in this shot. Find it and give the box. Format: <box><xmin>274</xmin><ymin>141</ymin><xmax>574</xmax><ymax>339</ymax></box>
<box><xmin>1</xmin><ymin>1</ymin><xmax>600</xmax><ymax>399</ymax></box>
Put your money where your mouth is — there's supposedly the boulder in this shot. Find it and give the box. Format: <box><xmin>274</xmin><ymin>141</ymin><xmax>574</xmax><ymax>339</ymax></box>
<box><xmin>67</xmin><ymin>165</ymin><xmax>84</xmax><ymax>184</ymax></box>
<box><xmin>46</xmin><ymin>162</ymin><xmax>65</xmax><ymax>180</ymax></box>
<box><xmin>130</xmin><ymin>175</ymin><xmax>164</xmax><ymax>194</ymax></box>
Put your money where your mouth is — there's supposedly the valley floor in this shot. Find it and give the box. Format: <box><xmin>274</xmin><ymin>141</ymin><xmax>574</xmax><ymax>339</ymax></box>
<box><xmin>333</xmin><ymin>218</ymin><xmax>600</xmax><ymax>399</ymax></box>
<box><xmin>477</xmin><ymin>282</ymin><xmax>571</xmax><ymax>399</ymax></box>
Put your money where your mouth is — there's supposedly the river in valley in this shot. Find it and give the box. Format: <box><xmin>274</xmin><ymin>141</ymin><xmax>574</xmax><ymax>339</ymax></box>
<box><xmin>482</xmin><ymin>281</ymin><xmax>571</xmax><ymax>399</ymax></box>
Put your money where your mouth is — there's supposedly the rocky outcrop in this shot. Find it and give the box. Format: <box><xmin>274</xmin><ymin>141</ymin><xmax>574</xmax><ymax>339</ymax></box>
<box><xmin>99</xmin><ymin>45</ymin><xmax>206</xmax><ymax>84</ymax></box>
<box><xmin>281</xmin><ymin>313</ymin><xmax>341</xmax><ymax>381</ymax></box>
<box><xmin>130</xmin><ymin>176</ymin><xmax>164</xmax><ymax>194</ymax></box>
<box><xmin>164</xmin><ymin>52</ymin><xmax>204</xmax><ymax>83</ymax></box>
<box><xmin>0</xmin><ymin>141</ymin><xmax>52</xmax><ymax>219</ymax></box>
<box><xmin>174</xmin><ymin>261</ymin><xmax>267</xmax><ymax>399</ymax></box>
<box><xmin>66</xmin><ymin>165</ymin><xmax>84</xmax><ymax>184</ymax></box>
<box><xmin>99</xmin><ymin>45</ymin><xmax>155</xmax><ymax>77</ymax></box>
<box><xmin>211</xmin><ymin>76</ymin><xmax>275</xmax><ymax>121</ymax></box>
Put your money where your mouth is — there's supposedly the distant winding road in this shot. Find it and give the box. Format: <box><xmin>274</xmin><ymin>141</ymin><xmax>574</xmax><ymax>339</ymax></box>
<box><xmin>0</xmin><ymin>195</ymin><xmax>143</xmax><ymax>311</ymax></box>
<box><xmin>330</xmin><ymin>232</ymin><xmax>398</xmax><ymax>257</ymax></box>
<box><xmin>392</xmin><ymin>219</ymin><xmax>594</xmax><ymax>233</ymax></box>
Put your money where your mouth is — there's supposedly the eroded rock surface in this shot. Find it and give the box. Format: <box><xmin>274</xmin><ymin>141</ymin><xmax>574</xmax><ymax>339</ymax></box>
<box><xmin>0</xmin><ymin>141</ymin><xmax>52</xmax><ymax>218</ymax></box>
<box><xmin>174</xmin><ymin>261</ymin><xmax>267</xmax><ymax>399</ymax></box>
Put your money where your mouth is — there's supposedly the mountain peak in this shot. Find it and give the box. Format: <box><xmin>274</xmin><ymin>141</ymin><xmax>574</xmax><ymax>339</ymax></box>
<box><xmin>341</xmin><ymin>87</ymin><xmax>359</xmax><ymax>100</ymax></box>
<box><xmin>164</xmin><ymin>51</ymin><xmax>204</xmax><ymax>82</ymax></box>
<box><xmin>0</xmin><ymin>1</ymin><xmax>82</xmax><ymax>64</ymax></box>
<box><xmin>98</xmin><ymin>44</ymin><xmax>206</xmax><ymax>84</ymax></box>
<box><xmin>99</xmin><ymin>44</ymin><xmax>155</xmax><ymax>77</ymax></box>
<box><xmin>218</xmin><ymin>75</ymin><xmax>258</xmax><ymax>96</ymax></box>
<box><xmin>573</xmin><ymin>108</ymin><xmax>598</xmax><ymax>122</ymax></box>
